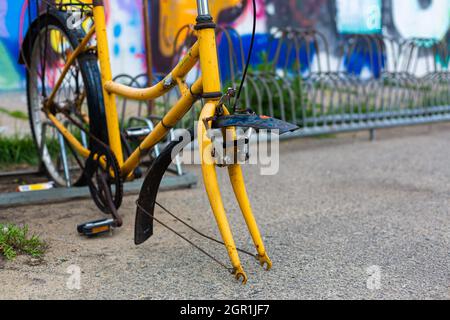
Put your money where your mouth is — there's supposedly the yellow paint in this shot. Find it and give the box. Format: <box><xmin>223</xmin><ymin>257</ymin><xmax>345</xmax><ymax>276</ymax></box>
<box><xmin>198</xmin><ymin>103</ymin><xmax>247</xmax><ymax>284</ymax></box>
<box><xmin>48</xmin><ymin>29</ymin><xmax>69</xmax><ymax>54</ymax></box>
<box><xmin>197</xmin><ymin>25</ymin><xmax>249</xmax><ymax>279</ymax></box>
<box><xmin>46</xmin><ymin>27</ymin><xmax>96</xmax><ymax>108</ymax></box>
<box><xmin>198</xmin><ymin>28</ymin><xmax>222</xmax><ymax>94</ymax></box>
<box><xmin>54</xmin><ymin>0</ymin><xmax>93</xmax><ymax>4</ymax></box>
<box><xmin>121</xmin><ymin>78</ymin><xmax>203</xmax><ymax>177</ymax></box>
<box><xmin>228</xmin><ymin>164</ymin><xmax>272</xmax><ymax>270</ymax></box>
<box><xmin>105</xmin><ymin>42</ymin><xmax>200</xmax><ymax>101</ymax></box>
<box><xmin>35</xmin><ymin>1</ymin><xmax>270</xmax><ymax>283</ymax></box>
<box><xmin>158</xmin><ymin>0</ymin><xmax>242</xmax><ymax>57</ymax></box>
<box><xmin>93</xmin><ymin>5</ymin><xmax>124</xmax><ymax>166</ymax></box>
<box><xmin>220</xmin><ymin>108</ymin><xmax>273</xmax><ymax>271</ymax></box>
<box><xmin>46</xmin><ymin>112</ymin><xmax>91</xmax><ymax>159</ymax></box>
<box><xmin>17</xmin><ymin>182</ymin><xmax>54</xmax><ymax>192</ymax></box>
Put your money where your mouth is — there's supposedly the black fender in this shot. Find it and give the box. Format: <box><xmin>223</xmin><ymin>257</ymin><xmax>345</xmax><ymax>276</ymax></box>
<box><xmin>211</xmin><ymin>114</ymin><xmax>299</xmax><ymax>135</ymax></box>
<box><xmin>19</xmin><ymin>9</ymin><xmax>71</xmax><ymax>65</ymax></box>
<box><xmin>135</xmin><ymin>129</ymin><xmax>194</xmax><ymax>245</ymax></box>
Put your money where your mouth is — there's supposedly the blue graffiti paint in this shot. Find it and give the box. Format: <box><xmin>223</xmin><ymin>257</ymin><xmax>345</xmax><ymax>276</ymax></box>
<box><xmin>0</xmin><ymin>1</ymin><xmax>26</xmax><ymax>90</ymax></box>
<box><xmin>114</xmin><ymin>24</ymin><xmax>122</xmax><ymax>37</ymax></box>
<box><xmin>114</xmin><ymin>43</ymin><xmax>120</xmax><ymax>56</ymax></box>
<box><xmin>0</xmin><ymin>0</ymin><xmax>448</xmax><ymax>91</ymax></box>
<box><xmin>217</xmin><ymin>33</ymin><xmax>317</xmax><ymax>82</ymax></box>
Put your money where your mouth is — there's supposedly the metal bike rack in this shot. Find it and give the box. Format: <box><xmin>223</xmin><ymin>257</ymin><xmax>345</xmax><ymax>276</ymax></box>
<box><xmin>196</xmin><ymin>25</ymin><xmax>450</xmax><ymax>137</ymax></box>
<box><xmin>114</xmin><ymin>73</ymin><xmax>187</xmax><ymax>177</ymax></box>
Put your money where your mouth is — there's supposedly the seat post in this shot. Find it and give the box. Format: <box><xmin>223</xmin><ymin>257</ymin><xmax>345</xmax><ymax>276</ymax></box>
<box><xmin>196</xmin><ymin>0</ymin><xmax>210</xmax><ymax>16</ymax></box>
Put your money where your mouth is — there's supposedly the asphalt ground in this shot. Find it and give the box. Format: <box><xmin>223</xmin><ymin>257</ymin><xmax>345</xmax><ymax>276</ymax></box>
<box><xmin>0</xmin><ymin>124</ymin><xmax>449</xmax><ymax>299</ymax></box>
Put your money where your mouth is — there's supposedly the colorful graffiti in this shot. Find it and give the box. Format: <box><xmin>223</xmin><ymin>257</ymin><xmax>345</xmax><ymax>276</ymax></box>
<box><xmin>390</xmin><ymin>0</ymin><xmax>450</xmax><ymax>39</ymax></box>
<box><xmin>0</xmin><ymin>1</ymin><xmax>22</xmax><ymax>90</ymax></box>
<box><xmin>0</xmin><ymin>0</ymin><xmax>449</xmax><ymax>91</ymax></box>
<box><xmin>108</xmin><ymin>0</ymin><xmax>146</xmax><ymax>77</ymax></box>
<box><xmin>336</xmin><ymin>0</ymin><xmax>382</xmax><ymax>34</ymax></box>
<box><xmin>150</xmin><ymin>0</ymin><xmax>244</xmax><ymax>67</ymax></box>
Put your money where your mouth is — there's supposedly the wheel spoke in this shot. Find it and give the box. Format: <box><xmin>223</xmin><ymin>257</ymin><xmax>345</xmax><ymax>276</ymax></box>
<box><xmin>27</xmin><ymin>24</ymin><xmax>93</xmax><ymax>187</ymax></box>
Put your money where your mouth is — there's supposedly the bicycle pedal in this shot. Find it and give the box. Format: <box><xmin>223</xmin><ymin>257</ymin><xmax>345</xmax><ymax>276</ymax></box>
<box><xmin>77</xmin><ymin>219</ymin><xmax>116</xmax><ymax>237</ymax></box>
<box><xmin>125</xmin><ymin>127</ymin><xmax>152</xmax><ymax>141</ymax></box>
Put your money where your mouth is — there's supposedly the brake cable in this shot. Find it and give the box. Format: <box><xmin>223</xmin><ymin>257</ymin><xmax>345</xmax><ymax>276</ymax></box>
<box><xmin>26</xmin><ymin>0</ymin><xmax>260</xmax><ymax>272</ymax></box>
<box><xmin>136</xmin><ymin>201</ymin><xmax>234</xmax><ymax>274</ymax></box>
<box><xmin>154</xmin><ymin>201</ymin><xmax>257</xmax><ymax>258</ymax></box>
<box><xmin>61</xmin><ymin>108</ymin><xmax>257</xmax><ymax>271</ymax></box>
<box><xmin>136</xmin><ymin>200</ymin><xmax>260</xmax><ymax>274</ymax></box>
<box><xmin>137</xmin><ymin>0</ymin><xmax>261</xmax><ymax>269</ymax></box>
<box><xmin>232</xmin><ymin>0</ymin><xmax>257</xmax><ymax>113</ymax></box>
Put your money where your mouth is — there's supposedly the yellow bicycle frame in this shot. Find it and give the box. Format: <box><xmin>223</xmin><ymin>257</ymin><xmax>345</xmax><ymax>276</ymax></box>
<box><xmin>44</xmin><ymin>0</ymin><xmax>271</xmax><ymax>283</ymax></box>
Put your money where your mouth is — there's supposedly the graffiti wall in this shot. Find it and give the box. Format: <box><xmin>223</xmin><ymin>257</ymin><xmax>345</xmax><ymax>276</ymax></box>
<box><xmin>0</xmin><ymin>1</ymin><xmax>22</xmax><ymax>90</ymax></box>
<box><xmin>0</xmin><ymin>0</ymin><xmax>449</xmax><ymax>91</ymax></box>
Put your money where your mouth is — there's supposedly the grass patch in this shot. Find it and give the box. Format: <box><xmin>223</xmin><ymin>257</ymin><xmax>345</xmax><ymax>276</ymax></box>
<box><xmin>0</xmin><ymin>223</ymin><xmax>47</xmax><ymax>261</ymax></box>
<box><xmin>0</xmin><ymin>107</ymin><xmax>28</xmax><ymax>120</ymax></box>
<box><xmin>0</xmin><ymin>135</ymin><xmax>39</xmax><ymax>169</ymax></box>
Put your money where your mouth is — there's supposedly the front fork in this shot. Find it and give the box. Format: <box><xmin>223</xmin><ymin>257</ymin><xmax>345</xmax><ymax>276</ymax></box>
<box><xmin>196</xmin><ymin>1</ymin><xmax>271</xmax><ymax>283</ymax></box>
<box><xmin>198</xmin><ymin>103</ymin><xmax>272</xmax><ymax>284</ymax></box>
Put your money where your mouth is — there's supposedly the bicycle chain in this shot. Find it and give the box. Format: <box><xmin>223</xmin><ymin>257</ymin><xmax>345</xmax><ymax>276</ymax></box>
<box><xmin>61</xmin><ymin>108</ymin><xmax>259</xmax><ymax>271</ymax></box>
<box><xmin>58</xmin><ymin>110</ymin><xmax>124</xmax><ymax>218</ymax></box>
<box><xmin>24</xmin><ymin>2</ymin><xmax>260</xmax><ymax>275</ymax></box>
<box><xmin>85</xmin><ymin>146</ymin><xmax>124</xmax><ymax>215</ymax></box>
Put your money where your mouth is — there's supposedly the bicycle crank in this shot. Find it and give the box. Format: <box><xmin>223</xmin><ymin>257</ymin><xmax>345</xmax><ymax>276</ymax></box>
<box><xmin>47</xmin><ymin>107</ymin><xmax>125</xmax><ymax>237</ymax></box>
<box><xmin>77</xmin><ymin>146</ymin><xmax>124</xmax><ymax>237</ymax></box>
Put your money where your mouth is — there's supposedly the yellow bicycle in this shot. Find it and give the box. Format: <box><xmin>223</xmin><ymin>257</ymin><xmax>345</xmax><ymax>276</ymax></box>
<box><xmin>20</xmin><ymin>0</ymin><xmax>297</xmax><ymax>283</ymax></box>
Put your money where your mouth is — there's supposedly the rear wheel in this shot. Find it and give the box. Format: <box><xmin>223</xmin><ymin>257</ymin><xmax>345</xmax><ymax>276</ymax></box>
<box><xmin>25</xmin><ymin>12</ymin><xmax>107</xmax><ymax>187</ymax></box>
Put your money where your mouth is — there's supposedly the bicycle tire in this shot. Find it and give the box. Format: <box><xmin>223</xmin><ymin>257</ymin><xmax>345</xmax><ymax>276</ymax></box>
<box><xmin>22</xmin><ymin>10</ymin><xmax>108</xmax><ymax>186</ymax></box>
